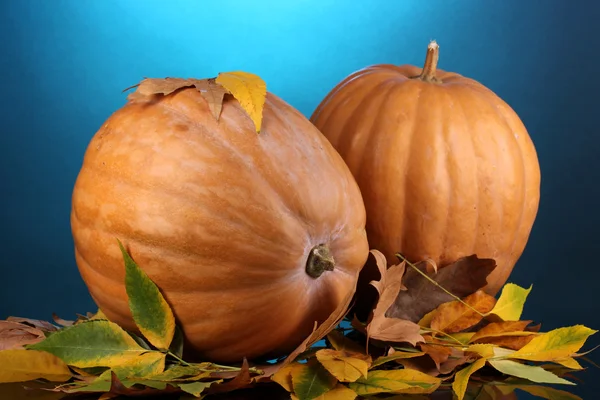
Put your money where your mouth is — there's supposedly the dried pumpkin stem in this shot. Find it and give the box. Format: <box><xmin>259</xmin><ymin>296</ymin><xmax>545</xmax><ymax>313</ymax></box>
<box><xmin>306</xmin><ymin>244</ymin><xmax>335</xmax><ymax>278</ymax></box>
<box><xmin>419</xmin><ymin>40</ymin><xmax>441</xmax><ymax>83</ymax></box>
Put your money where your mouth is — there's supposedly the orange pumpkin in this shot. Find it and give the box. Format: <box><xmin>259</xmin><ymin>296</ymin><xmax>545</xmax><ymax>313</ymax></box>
<box><xmin>70</xmin><ymin>77</ymin><xmax>369</xmax><ymax>363</ymax></box>
<box><xmin>310</xmin><ymin>41</ymin><xmax>541</xmax><ymax>295</ymax></box>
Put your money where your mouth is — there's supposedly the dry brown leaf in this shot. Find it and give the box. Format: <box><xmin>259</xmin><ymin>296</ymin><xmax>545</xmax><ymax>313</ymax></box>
<box><xmin>366</xmin><ymin>251</ymin><xmax>424</xmax><ymax>346</ymax></box>
<box><xmin>208</xmin><ymin>358</ymin><xmax>253</xmax><ymax>394</ymax></box>
<box><xmin>430</xmin><ymin>290</ymin><xmax>497</xmax><ymax>333</ymax></box>
<box><xmin>387</xmin><ymin>255</ymin><xmax>497</xmax><ymax>322</ymax></box>
<box><xmin>127</xmin><ymin>77</ymin><xmax>228</xmax><ymax>120</ymax></box>
<box><xmin>6</xmin><ymin>317</ymin><xmax>57</xmax><ymax>332</ymax></box>
<box><xmin>0</xmin><ymin>321</ymin><xmax>46</xmax><ymax>350</ymax></box>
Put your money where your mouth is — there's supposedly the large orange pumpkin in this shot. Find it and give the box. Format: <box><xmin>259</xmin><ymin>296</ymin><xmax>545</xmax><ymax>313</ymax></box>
<box><xmin>310</xmin><ymin>41</ymin><xmax>541</xmax><ymax>295</ymax></box>
<box><xmin>70</xmin><ymin>76</ymin><xmax>369</xmax><ymax>363</ymax></box>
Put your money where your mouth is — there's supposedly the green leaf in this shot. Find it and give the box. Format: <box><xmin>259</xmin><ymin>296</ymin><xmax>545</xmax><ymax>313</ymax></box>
<box><xmin>290</xmin><ymin>359</ymin><xmax>338</xmax><ymax>400</ymax></box>
<box><xmin>487</xmin><ymin>283</ymin><xmax>532</xmax><ymax>321</ymax></box>
<box><xmin>178</xmin><ymin>381</ymin><xmax>214</xmax><ymax>397</ymax></box>
<box><xmin>487</xmin><ymin>359</ymin><xmax>574</xmax><ymax>385</ymax></box>
<box><xmin>118</xmin><ymin>239</ymin><xmax>176</xmax><ymax>350</ymax></box>
<box><xmin>348</xmin><ymin>369</ymin><xmax>441</xmax><ymax>396</ymax></box>
<box><xmin>169</xmin><ymin>326</ymin><xmax>185</xmax><ymax>358</ymax></box>
<box><xmin>110</xmin><ymin>351</ymin><xmax>166</xmax><ymax>379</ymax></box>
<box><xmin>452</xmin><ymin>358</ymin><xmax>487</xmax><ymax>400</ymax></box>
<box><xmin>508</xmin><ymin>325</ymin><xmax>597</xmax><ymax>362</ymax></box>
<box><xmin>27</xmin><ymin>320</ymin><xmax>147</xmax><ymax>368</ymax></box>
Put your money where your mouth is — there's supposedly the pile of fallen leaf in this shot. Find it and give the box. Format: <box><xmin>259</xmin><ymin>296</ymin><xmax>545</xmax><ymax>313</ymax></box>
<box><xmin>0</xmin><ymin>246</ymin><xmax>597</xmax><ymax>400</ymax></box>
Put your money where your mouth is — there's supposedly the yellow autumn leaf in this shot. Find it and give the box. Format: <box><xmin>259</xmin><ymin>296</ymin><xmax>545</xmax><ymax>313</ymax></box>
<box><xmin>0</xmin><ymin>349</ymin><xmax>72</xmax><ymax>383</ymax></box>
<box><xmin>316</xmin><ymin>349</ymin><xmax>370</xmax><ymax>382</ymax></box>
<box><xmin>487</xmin><ymin>283</ymin><xmax>532</xmax><ymax>321</ymax></box>
<box><xmin>508</xmin><ymin>325</ymin><xmax>597</xmax><ymax>362</ymax></box>
<box><xmin>271</xmin><ymin>362</ymin><xmax>304</xmax><ymax>392</ymax></box>
<box><xmin>417</xmin><ymin>309</ymin><xmax>437</xmax><ymax>328</ymax></box>
<box><xmin>452</xmin><ymin>358</ymin><xmax>488</xmax><ymax>400</ymax></box>
<box><xmin>554</xmin><ymin>357</ymin><xmax>584</xmax><ymax>370</ymax></box>
<box><xmin>89</xmin><ymin>309</ymin><xmax>108</xmax><ymax>321</ymax></box>
<box><xmin>314</xmin><ymin>384</ymin><xmax>357</xmax><ymax>400</ymax></box>
<box><xmin>110</xmin><ymin>351</ymin><xmax>166</xmax><ymax>379</ymax></box>
<box><xmin>465</xmin><ymin>343</ymin><xmax>496</xmax><ymax>358</ymax></box>
<box><xmin>215</xmin><ymin>71</ymin><xmax>267</xmax><ymax>132</ymax></box>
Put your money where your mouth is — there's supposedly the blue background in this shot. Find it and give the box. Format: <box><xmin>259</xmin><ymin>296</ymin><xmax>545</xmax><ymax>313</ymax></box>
<box><xmin>1</xmin><ymin>0</ymin><xmax>598</xmax><ymax>398</ymax></box>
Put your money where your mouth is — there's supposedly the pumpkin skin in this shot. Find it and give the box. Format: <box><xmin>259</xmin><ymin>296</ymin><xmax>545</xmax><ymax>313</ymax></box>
<box><xmin>310</xmin><ymin>42</ymin><xmax>540</xmax><ymax>296</ymax></box>
<box><xmin>70</xmin><ymin>86</ymin><xmax>369</xmax><ymax>363</ymax></box>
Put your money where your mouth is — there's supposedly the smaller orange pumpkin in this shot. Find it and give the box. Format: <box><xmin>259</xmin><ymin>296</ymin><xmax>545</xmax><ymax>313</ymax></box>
<box><xmin>311</xmin><ymin>41</ymin><xmax>541</xmax><ymax>296</ymax></box>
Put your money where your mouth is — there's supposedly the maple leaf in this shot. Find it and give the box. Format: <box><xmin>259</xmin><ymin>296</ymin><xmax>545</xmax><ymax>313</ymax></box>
<box><xmin>386</xmin><ymin>255</ymin><xmax>497</xmax><ymax>322</ymax></box>
<box><xmin>365</xmin><ymin>250</ymin><xmax>424</xmax><ymax>346</ymax></box>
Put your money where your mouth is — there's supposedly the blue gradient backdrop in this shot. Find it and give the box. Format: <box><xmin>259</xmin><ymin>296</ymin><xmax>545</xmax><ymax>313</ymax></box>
<box><xmin>1</xmin><ymin>1</ymin><xmax>599</xmax><ymax>397</ymax></box>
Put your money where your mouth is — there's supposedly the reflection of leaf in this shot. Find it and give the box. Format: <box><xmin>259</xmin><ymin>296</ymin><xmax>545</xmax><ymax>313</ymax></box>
<box><xmin>179</xmin><ymin>381</ymin><xmax>214</xmax><ymax>397</ymax></box>
<box><xmin>27</xmin><ymin>320</ymin><xmax>147</xmax><ymax>368</ymax></box>
<box><xmin>452</xmin><ymin>358</ymin><xmax>487</xmax><ymax>400</ymax></box>
<box><xmin>349</xmin><ymin>369</ymin><xmax>441</xmax><ymax>395</ymax></box>
<box><xmin>488</xmin><ymin>359</ymin><xmax>574</xmax><ymax>385</ymax></box>
<box><xmin>387</xmin><ymin>255</ymin><xmax>496</xmax><ymax>322</ymax></box>
<box><xmin>487</xmin><ymin>283</ymin><xmax>532</xmax><ymax>321</ymax></box>
<box><xmin>366</xmin><ymin>251</ymin><xmax>423</xmax><ymax>345</ymax></box>
<box><xmin>508</xmin><ymin>325</ymin><xmax>597</xmax><ymax>362</ymax></box>
<box><xmin>316</xmin><ymin>349</ymin><xmax>370</xmax><ymax>382</ymax></box>
<box><xmin>216</xmin><ymin>71</ymin><xmax>267</xmax><ymax>132</ymax></box>
<box><xmin>430</xmin><ymin>290</ymin><xmax>497</xmax><ymax>333</ymax></box>
<box><xmin>0</xmin><ymin>349</ymin><xmax>72</xmax><ymax>383</ymax></box>
<box><xmin>290</xmin><ymin>359</ymin><xmax>337</xmax><ymax>400</ymax></box>
<box><xmin>510</xmin><ymin>384</ymin><xmax>583</xmax><ymax>400</ymax></box>
<box><xmin>118</xmin><ymin>240</ymin><xmax>176</xmax><ymax>350</ymax></box>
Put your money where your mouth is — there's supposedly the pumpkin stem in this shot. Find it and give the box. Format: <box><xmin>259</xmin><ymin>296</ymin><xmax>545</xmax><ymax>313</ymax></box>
<box><xmin>418</xmin><ymin>40</ymin><xmax>441</xmax><ymax>83</ymax></box>
<box><xmin>306</xmin><ymin>244</ymin><xmax>335</xmax><ymax>278</ymax></box>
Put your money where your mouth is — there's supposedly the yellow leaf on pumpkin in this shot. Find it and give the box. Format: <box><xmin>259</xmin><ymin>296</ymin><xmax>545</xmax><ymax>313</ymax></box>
<box><xmin>216</xmin><ymin>71</ymin><xmax>267</xmax><ymax>132</ymax></box>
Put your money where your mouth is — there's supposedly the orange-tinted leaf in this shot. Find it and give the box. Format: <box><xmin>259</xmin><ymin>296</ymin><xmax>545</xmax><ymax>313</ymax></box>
<box><xmin>418</xmin><ymin>343</ymin><xmax>452</xmax><ymax>369</ymax></box>
<box><xmin>430</xmin><ymin>290</ymin><xmax>497</xmax><ymax>333</ymax></box>
<box><xmin>387</xmin><ymin>255</ymin><xmax>496</xmax><ymax>322</ymax></box>
<box><xmin>469</xmin><ymin>320</ymin><xmax>534</xmax><ymax>343</ymax></box>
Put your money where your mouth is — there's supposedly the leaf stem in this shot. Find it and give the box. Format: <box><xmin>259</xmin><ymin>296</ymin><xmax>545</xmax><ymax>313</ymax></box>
<box><xmin>167</xmin><ymin>350</ymin><xmax>191</xmax><ymax>367</ymax></box>
<box><xmin>396</xmin><ymin>253</ymin><xmax>486</xmax><ymax>318</ymax></box>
